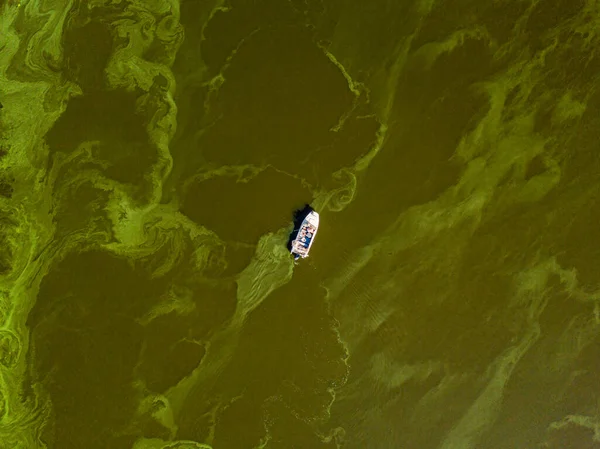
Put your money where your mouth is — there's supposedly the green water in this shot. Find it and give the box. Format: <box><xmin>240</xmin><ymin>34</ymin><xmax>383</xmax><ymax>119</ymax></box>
<box><xmin>1</xmin><ymin>0</ymin><xmax>599</xmax><ymax>447</ymax></box>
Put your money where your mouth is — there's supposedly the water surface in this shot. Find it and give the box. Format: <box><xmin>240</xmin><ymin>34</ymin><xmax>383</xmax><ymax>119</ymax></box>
<box><xmin>1</xmin><ymin>0</ymin><xmax>599</xmax><ymax>448</ymax></box>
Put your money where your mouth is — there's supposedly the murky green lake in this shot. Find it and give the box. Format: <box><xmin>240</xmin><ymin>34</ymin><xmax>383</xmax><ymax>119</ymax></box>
<box><xmin>1</xmin><ymin>0</ymin><xmax>599</xmax><ymax>448</ymax></box>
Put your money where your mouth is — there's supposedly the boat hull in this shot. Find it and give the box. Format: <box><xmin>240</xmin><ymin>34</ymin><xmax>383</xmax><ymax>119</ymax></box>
<box><xmin>290</xmin><ymin>210</ymin><xmax>319</xmax><ymax>260</ymax></box>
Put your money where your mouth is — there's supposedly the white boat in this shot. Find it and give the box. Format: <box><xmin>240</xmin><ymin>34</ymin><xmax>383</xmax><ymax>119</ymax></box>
<box><xmin>290</xmin><ymin>210</ymin><xmax>319</xmax><ymax>260</ymax></box>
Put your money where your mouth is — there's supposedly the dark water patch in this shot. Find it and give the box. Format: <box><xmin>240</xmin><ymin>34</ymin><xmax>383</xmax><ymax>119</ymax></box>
<box><xmin>172</xmin><ymin>14</ymin><xmax>363</xmax><ymax>189</ymax></box>
<box><xmin>28</xmin><ymin>250</ymin><xmax>171</xmax><ymax>449</ymax></box>
<box><xmin>136</xmin><ymin>408</ymin><xmax>175</xmax><ymax>441</ymax></box>
<box><xmin>165</xmin><ymin>84</ymin><xmax>209</xmax><ymax>197</ymax></box>
<box><xmin>554</xmin><ymin>188</ymin><xmax>600</xmax><ymax>288</ymax></box>
<box><xmin>552</xmin><ymin>343</ymin><xmax>600</xmax><ymax>431</ymax></box>
<box><xmin>202</xmin><ymin>0</ymin><xmax>299</xmax><ymax>74</ymax></box>
<box><xmin>314</xmin><ymin>113</ymin><xmax>381</xmax><ymax>182</ymax></box>
<box><xmin>181</xmin><ymin>167</ymin><xmax>310</xmax><ymax>243</ymax></box>
<box><xmin>333</xmin><ymin>37</ymin><xmax>493</xmax><ymax>246</ymax></box>
<box><xmin>330</xmin><ymin>1</ymin><xmax>418</xmax><ymax>77</ymax></box>
<box><xmin>223</xmin><ymin>278</ymin><xmax>345</xmax><ymax>393</ymax></box>
<box><xmin>437</xmin><ymin>281</ymin><xmax>515</xmax><ymax>369</ymax></box>
<box><xmin>502</xmin><ymin>85</ymin><xmax>523</xmax><ymax>123</ymax></box>
<box><xmin>220</xmin><ymin>243</ymin><xmax>257</xmax><ymax>277</ymax></box>
<box><xmin>138</xmin><ymin>311</ymin><xmax>206</xmax><ymax>393</ymax></box>
<box><xmin>107</xmin><ymin>435</ymin><xmax>138</xmax><ymax>449</ymax></box>
<box><xmin>289</xmin><ymin>0</ymin><xmax>330</xmax><ymax>34</ymax></box>
<box><xmin>28</xmin><ymin>249</ymin><xmax>169</xmax><ymax>345</ymax></box>
<box><xmin>45</xmin><ymin>89</ymin><xmax>156</xmax><ymax>200</ymax></box>
<box><xmin>168</xmin><ymin>0</ymin><xmax>218</xmax><ymax>195</ymax></box>
<box><xmin>173</xmin><ymin>0</ymin><xmax>227</xmax><ymax>83</ymax></box>
<box><xmin>200</xmin><ymin>0</ymin><xmax>296</xmax><ymax>77</ymax></box>
<box><xmin>36</xmin><ymin>318</ymin><xmax>143</xmax><ymax>449</ymax></box>
<box><xmin>177</xmin><ymin>276</ymin><xmax>345</xmax><ymax>446</ymax></box>
<box><xmin>482</xmin><ymin>374</ymin><xmax>562</xmax><ymax>449</ymax></box>
<box><xmin>524</xmin><ymin>153</ymin><xmax>547</xmax><ymax>181</ymax></box>
<box><xmin>189</xmin><ymin>281</ymin><xmax>237</xmax><ymax>340</ymax></box>
<box><xmin>400</xmin><ymin>368</ymin><xmax>446</xmax><ymax>411</ymax></box>
<box><xmin>483</xmin><ymin>1</ymin><xmax>530</xmax><ymax>45</ymax></box>
<box><xmin>201</xmin><ymin>25</ymin><xmax>353</xmax><ymax>171</ymax></box>
<box><xmin>142</xmin><ymin>16</ymin><xmax>182</xmax><ymax>66</ymax></box>
<box><xmin>540</xmin><ymin>34</ymin><xmax>600</xmax><ymax>94</ymax></box>
<box><xmin>555</xmin><ymin>98</ymin><xmax>600</xmax><ymax>186</ymax></box>
<box><xmin>332</xmin><ymin>127</ymin><xmax>460</xmax><ymax>250</ymax></box>
<box><xmin>0</xmin><ymin>111</ymin><xmax>8</xmax><ymax>160</ymax></box>
<box><xmin>524</xmin><ymin>0</ymin><xmax>585</xmax><ymax>37</ymax></box>
<box><xmin>411</xmin><ymin>35</ymin><xmax>497</xmax><ymax>92</ymax></box>
<box><xmin>264</xmin><ymin>399</ymin><xmax>340</xmax><ymax>449</ymax></box>
<box><xmin>62</xmin><ymin>19</ymin><xmax>114</xmax><ymax>92</ymax></box>
<box><xmin>0</xmin><ymin>216</ymin><xmax>15</xmax><ymax>276</ymax></box>
<box><xmin>137</xmin><ymin>280</ymin><xmax>236</xmax><ymax>393</ymax></box>
<box><xmin>393</xmin><ymin>373</ymin><xmax>449</xmax><ymax>449</ymax></box>
<box><xmin>323</xmin><ymin>136</ymin><xmax>459</xmax><ymax>257</ymax></box>
<box><xmin>45</xmin><ymin>88</ymin><xmax>148</xmax><ymax>153</ymax></box>
<box><xmin>412</xmin><ymin>0</ymin><xmax>481</xmax><ymax>49</ymax></box>
<box><xmin>0</xmin><ymin>388</ymin><xmax>5</xmax><ymax>422</ymax></box>
<box><xmin>211</xmin><ymin>395</ymin><xmax>267</xmax><ymax>449</ymax></box>
<box><xmin>175</xmin><ymin>400</ymin><xmax>218</xmax><ymax>444</ymax></box>
<box><xmin>0</xmin><ymin>177</ymin><xmax>13</xmax><ymax>198</ymax></box>
<box><xmin>473</xmin><ymin>189</ymin><xmax>553</xmax><ymax>266</ymax></box>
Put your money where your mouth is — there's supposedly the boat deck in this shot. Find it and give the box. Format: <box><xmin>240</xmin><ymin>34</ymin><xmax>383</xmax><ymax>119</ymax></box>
<box><xmin>291</xmin><ymin>211</ymin><xmax>319</xmax><ymax>259</ymax></box>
